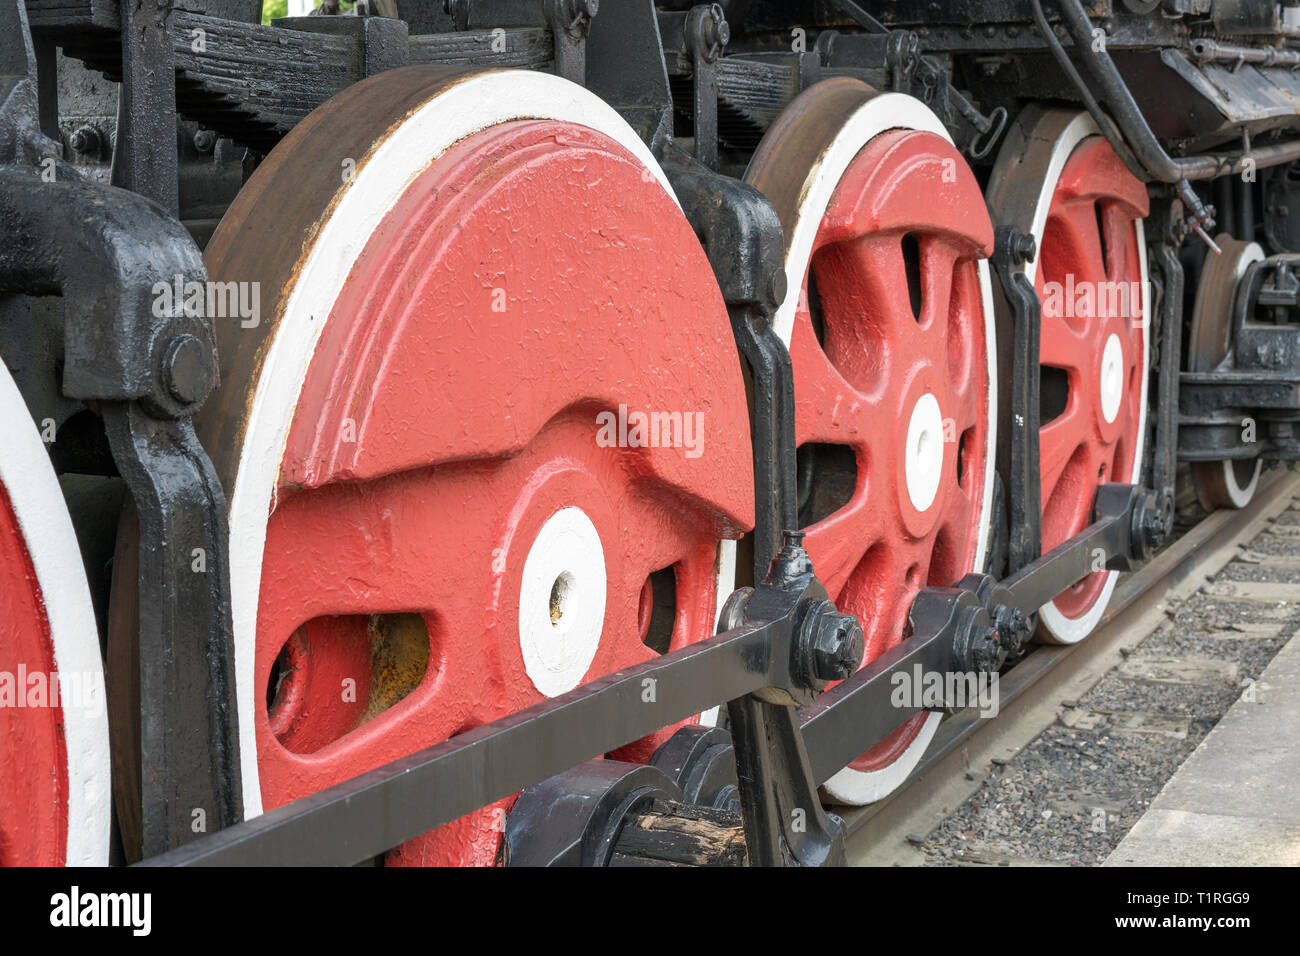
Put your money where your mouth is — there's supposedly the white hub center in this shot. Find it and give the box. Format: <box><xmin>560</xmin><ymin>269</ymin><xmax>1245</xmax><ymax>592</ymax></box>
<box><xmin>1099</xmin><ymin>333</ymin><xmax>1124</xmax><ymax>424</ymax></box>
<box><xmin>904</xmin><ymin>392</ymin><xmax>945</xmax><ymax>513</ymax></box>
<box><xmin>519</xmin><ymin>506</ymin><xmax>607</xmax><ymax>698</ymax></box>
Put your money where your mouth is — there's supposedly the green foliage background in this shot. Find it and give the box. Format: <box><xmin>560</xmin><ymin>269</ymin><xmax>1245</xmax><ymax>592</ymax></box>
<box><xmin>261</xmin><ymin>0</ymin><xmax>289</xmax><ymax>22</ymax></box>
<box><xmin>261</xmin><ymin>1</ymin><xmax>357</xmax><ymax>22</ymax></box>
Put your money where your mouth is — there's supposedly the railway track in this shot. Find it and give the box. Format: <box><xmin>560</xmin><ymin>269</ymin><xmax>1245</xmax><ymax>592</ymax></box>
<box><xmin>844</xmin><ymin>467</ymin><xmax>1300</xmax><ymax>865</ymax></box>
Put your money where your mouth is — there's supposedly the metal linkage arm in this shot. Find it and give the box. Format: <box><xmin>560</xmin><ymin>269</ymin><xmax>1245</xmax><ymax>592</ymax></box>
<box><xmin>1000</xmin><ymin>483</ymin><xmax>1169</xmax><ymax>614</ymax></box>
<box><xmin>0</xmin><ymin>164</ymin><xmax>242</xmax><ymax>857</ymax></box>
<box><xmin>142</xmin><ymin>552</ymin><xmax>863</xmax><ymax>866</ymax></box>
<box><xmin>799</xmin><ymin>482</ymin><xmax>1170</xmax><ymax>772</ymax></box>
<box><xmin>992</xmin><ymin>227</ymin><xmax>1043</xmax><ymax>577</ymax></box>
<box><xmin>801</xmin><ymin>587</ymin><xmax>986</xmax><ymax>785</ymax></box>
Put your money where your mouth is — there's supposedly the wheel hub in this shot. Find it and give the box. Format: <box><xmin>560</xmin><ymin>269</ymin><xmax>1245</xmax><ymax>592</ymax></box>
<box><xmin>904</xmin><ymin>391</ymin><xmax>945</xmax><ymax>513</ymax></box>
<box><xmin>519</xmin><ymin>506</ymin><xmax>608</xmax><ymax>698</ymax></box>
<box><xmin>1099</xmin><ymin>333</ymin><xmax>1125</xmax><ymax>424</ymax></box>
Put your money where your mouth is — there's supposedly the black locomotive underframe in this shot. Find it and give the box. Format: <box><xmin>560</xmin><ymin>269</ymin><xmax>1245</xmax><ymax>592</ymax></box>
<box><xmin>3</xmin><ymin>0</ymin><xmax>1300</xmax><ymax>866</ymax></box>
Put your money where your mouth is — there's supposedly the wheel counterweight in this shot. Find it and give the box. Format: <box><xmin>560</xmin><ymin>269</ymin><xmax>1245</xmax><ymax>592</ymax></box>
<box><xmin>110</xmin><ymin>67</ymin><xmax>755</xmax><ymax>865</ymax></box>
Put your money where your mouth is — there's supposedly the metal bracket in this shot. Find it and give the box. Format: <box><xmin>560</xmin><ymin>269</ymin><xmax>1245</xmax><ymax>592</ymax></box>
<box><xmin>504</xmin><ymin>760</ymin><xmax>682</xmax><ymax>866</ymax></box>
<box><xmin>275</xmin><ymin>14</ymin><xmax>411</xmax><ymax>76</ymax></box>
<box><xmin>720</xmin><ymin>535</ymin><xmax>849</xmax><ymax>867</ymax></box>
<box><xmin>649</xmin><ymin>724</ymin><xmax>740</xmax><ymax>808</ymax></box>
<box><xmin>884</xmin><ymin>29</ymin><xmax>920</xmax><ymax>92</ymax></box>
<box><xmin>684</xmin><ymin>4</ymin><xmax>728</xmax><ymax>169</ymax></box>
<box><xmin>992</xmin><ymin>227</ymin><xmax>1043</xmax><ymax>579</ymax></box>
<box><xmin>542</xmin><ymin>0</ymin><xmax>597</xmax><ymax>85</ymax></box>
<box><xmin>1150</xmin><ymin>200</ymin><xmax>1185</xmax><ymax>501</ymax></box>
<box><xmin>0</xmin><ymin>162</ymin><xmax>243</xmax><ymax>857</ymax></box>
<box><xmin>114</xmin><ymin>0</ymin><xmax>179</xmax><ymax>216</ymax></box>
<box><xmin>663</xmin><ymin>158</ymin><xmax>849</xmax><ymax>865</ymax></box>
<box><xmin>663</xmin><ymin>159</ymin><xmax>791</xmax><ymax>575</ymax></box>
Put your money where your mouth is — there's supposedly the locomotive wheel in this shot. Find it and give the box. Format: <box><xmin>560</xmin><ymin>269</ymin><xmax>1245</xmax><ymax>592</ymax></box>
<box><xmin>987</xmin><ymin>108</ymin><xmax>1150</xmax><ymax>645</ymax></box>
<box><xmin>747</xmin><ymin>79</ymin><xmax>999</xmax><ymax>805</ymax></box>
<box><xmin>1190</xmin><ymin>236</ymin><xmax>1265</xmax><ymax>510</ymax></box>
<box><xmin>0</xmin><ymin>363</ymin><xmax>110</xmax><ymax>865</ymax></box>
<box><xmin>111</xmin><ymin>67</ymin><xmax>754</xmax><ymax>865</ymax></box>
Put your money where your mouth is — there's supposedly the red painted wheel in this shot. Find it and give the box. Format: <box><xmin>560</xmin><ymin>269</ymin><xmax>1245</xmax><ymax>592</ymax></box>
<box><xmin>184</xmin><ymin>68</ymin><xmax>752</xmax><ymax>865</ymax></box>
<box><xmin>988</xmin><ymin>108</ymin><xmax>1150</xmax><ymax>643</ymax></box>
<box><xmin>746</xmin><ymin>80</ymin><xmax>998</xmax><ymax>804</ymax></box>
<box><xmin>0</xmin><ymin>363</ymin><xmax>110</xmax><ymax>866</ymax></box>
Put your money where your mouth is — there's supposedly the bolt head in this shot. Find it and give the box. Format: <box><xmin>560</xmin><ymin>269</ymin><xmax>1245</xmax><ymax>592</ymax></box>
<box><xmin>767</xmin><ymin>268</ymin><xmax>788</xmax><ymax>308</ymax></box>
<box><xmin>970</xmin><ymin>623</ymin><xmax>999</xmax><ymax>672</ymax></box>
<box><xmin>69</xmin><ymin>126</ymin><xmax>99</xmax><ymax>156</ymax></box>
<box><xmin>163</xmin><ymin>334</ymin><xmax>213</xmax><ymax>406</ymax></box>
<box><xmin>812</xmin><ymin>613</ymin><xmax>864</xmax><ymax>681</ymax></box>
<box><xmin>1012</xmin><ymin>232</ymin><xmax>1037</xmax><ymax>263</ymax></box>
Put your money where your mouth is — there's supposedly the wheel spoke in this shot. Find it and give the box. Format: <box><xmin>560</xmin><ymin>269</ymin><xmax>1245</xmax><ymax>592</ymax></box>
<box><xmin>1040</xmin><ymin>402</ymin><xmax>1092</xmax><ymax>502</ymax></box>
<box><xmin>813</xmin><ymin>235</ymin><xmax>920</xmax><ymax>397</ymax></box>
<box><xmin>918</xmin><ymin>237</ymin><xmax>961</xmax><ymax>332</ymax></box>
<box><xmin>1038</xmin><ymin>308</ymin><xmax>1093</xmax><ymax>374</ymax></box>
<box><xmin>1046</xmin><ymin>199</ymin><xmax>1109</xmax><ymax>292</ymax></box>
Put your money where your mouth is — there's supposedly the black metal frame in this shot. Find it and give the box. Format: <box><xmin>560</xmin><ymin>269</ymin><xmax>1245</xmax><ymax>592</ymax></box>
<box><xmin>1</xmin><ymin>0</ymin><xmax>243</xmax><ymax>859</ymax></box>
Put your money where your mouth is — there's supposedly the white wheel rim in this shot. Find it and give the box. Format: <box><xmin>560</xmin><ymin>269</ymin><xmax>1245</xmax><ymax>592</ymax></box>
<box><xmin>0</xmin><ymin>364</ymin><xmax>110</xmax><ymax>865</ymax></box>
